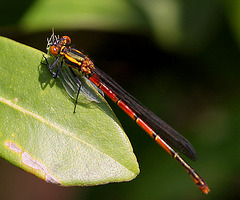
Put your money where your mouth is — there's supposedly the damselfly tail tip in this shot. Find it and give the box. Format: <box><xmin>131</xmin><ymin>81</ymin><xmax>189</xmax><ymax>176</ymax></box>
<box><xmin>190</xmin><ymin>169</ymin><xmax>210</xmax><ymax>194</ymax></box>
<box><xmin>197</xmin><ymin>180</ymin><xmax>210</xmax><ymax>194</ymax></box>
<box><xmin>201</xmin><ymin>185</ymin><xmax>210</xmax><ymax>194</ymax></box>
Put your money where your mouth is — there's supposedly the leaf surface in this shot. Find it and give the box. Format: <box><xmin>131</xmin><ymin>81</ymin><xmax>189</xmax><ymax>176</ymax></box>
<box><xmin>0</xmin><ymin>36</ymin><xmax>139</xmax><ymax>185</ymax></box>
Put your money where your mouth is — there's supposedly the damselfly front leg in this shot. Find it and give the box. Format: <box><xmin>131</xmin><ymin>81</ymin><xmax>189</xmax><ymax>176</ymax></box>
<box><xmin>42</xmin><ymin>54</ymin><xmax>82</xmax><ymax>113</ymax></box>
<box><xmin>42</xmin><ymin>55</ymin><xmax>63</xmax><ymax>78</ymax></box>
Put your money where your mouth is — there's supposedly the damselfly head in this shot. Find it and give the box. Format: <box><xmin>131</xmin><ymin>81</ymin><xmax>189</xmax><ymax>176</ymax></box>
<box><xmin>59</xmin><ymin>36</ymin><xmax>71</xmax><ymax>46</ymax></box>
<box><xmin>46</xmin><ymin>29</ymin><xmax>72</xmax><ymax>57</ymax></box>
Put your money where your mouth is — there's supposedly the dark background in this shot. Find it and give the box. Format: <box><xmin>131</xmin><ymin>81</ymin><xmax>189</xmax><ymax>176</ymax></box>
<box><xmin>1</xmin><ymin>0</ymin><xmax>240</xmax><ymax>199</ymax></box>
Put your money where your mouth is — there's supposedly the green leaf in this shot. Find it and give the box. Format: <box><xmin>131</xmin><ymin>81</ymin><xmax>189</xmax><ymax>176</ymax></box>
<box><xmin>0</xmin><ymin>36</ymin><xmax>139</xmax><ymax>186</ymax></box>
<box><xmin>224</xmin><ymin>0</ymin><xmax>240</xmax><ymax>48</ymax></box>
<box><xmin>19</xmin><ymin>0</ymin><xmax>146</xmax><ymax>33</ymax></box>
<box><xmin>2</xmin><ymin>0</ymin><xmax>221</xmax><ymax>52</ymax></box>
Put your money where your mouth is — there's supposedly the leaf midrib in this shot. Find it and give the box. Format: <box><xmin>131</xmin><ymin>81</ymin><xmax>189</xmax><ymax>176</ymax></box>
<box><xmin>0</xmin><ymin>96</ymin><xmax>134</xmax><ymax>174</ymax></box>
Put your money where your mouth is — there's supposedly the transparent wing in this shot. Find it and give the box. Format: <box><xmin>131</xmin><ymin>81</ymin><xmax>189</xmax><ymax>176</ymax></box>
<box><xmin>58</xmin><ymin>66</ymin><xmax>103</xmax><ymax>104</ymax></box>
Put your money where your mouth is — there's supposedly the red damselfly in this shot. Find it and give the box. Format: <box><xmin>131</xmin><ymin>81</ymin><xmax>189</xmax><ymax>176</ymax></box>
<box><xmin>43</xmin><ymin>30</ymin><xmax>210</xmax><ymax>194</ymax></box>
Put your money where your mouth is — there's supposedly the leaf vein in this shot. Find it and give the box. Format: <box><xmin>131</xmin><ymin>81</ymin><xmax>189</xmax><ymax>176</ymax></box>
<box><xmin>0</xmin><ymin>96</ymin><xmax>132</xmax><ymax>172</ymax></box>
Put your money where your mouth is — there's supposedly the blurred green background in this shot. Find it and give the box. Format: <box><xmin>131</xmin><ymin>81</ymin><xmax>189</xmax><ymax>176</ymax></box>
<box><xmin>1</xmin><ymin>0</ymin><xmax>240</xmax><ymax>199</ymax></box>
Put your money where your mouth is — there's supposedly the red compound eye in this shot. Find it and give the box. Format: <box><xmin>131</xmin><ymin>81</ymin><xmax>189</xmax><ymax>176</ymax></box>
<box><xmin>61</xmin><ymin>36</ymin><xmax>71</xmax><ymax>46</ymax></box>
<box><xmin>49</xmin><ymin>45</ymin><xmax>60</xmax><ymax>55</ymax></box>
